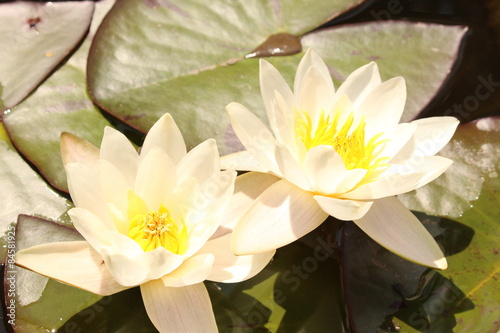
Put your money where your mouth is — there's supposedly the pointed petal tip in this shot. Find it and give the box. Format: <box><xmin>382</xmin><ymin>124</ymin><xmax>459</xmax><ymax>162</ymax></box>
<box><xmin>433</xmin><ymin>256</ymin><xmax>448</xmax><ymax>270</ymax></box>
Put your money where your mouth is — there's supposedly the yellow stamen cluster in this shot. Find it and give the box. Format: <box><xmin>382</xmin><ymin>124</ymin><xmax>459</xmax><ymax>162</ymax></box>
<box><xmin>128</xmin><ymin>205</ymin><xmax>187</xmax><ymax>254</ymax></box>
<box><xmin>295</xmin><ymin>109</ymin><xmax>389</xmax><ymax>179</ymax></box>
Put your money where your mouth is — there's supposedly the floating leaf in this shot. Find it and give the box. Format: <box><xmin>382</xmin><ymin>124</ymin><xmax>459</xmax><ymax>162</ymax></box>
<box><xmin>87</xmin><ymin>0</ymin><xmax>365</xmax><ymax>153</ymax></box>
<box><xmin>0</xmin><ymin>123</ymin><xmax>70</xmax><ymax>262</ymax></box>
<box><xmin>399</xmin><ymin>116</ymin><xmax>500</xmax><ymax>217</ymax></box>
<box><xmin>3</xmin><ymin>0</ymin><xmax>115</xmax><ymax>192</ymax></box>
<box><xmin>397</xmin><ymin>176</ymin><xmax>500</xmax><ymax>332</ymax></box>
<box><xmin>0</xmin><ymin>1</ymin><xmax>94</xmax><ymax>111</ymax></box>
<box><xmin>88</xmin><ymin>0</ymin><xmax>466</xmax><ymax>155</ymax></box>
<box><xmin>341</xmin><ymin>214</ymin><xmax>474</xmax><ymax>332</ymax></box>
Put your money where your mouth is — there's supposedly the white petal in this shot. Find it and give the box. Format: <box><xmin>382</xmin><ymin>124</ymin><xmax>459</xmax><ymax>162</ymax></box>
<box><xmin>101</xmin><ymin>250</ymin><xmax>150</xmax><ymax>287</ymax></box>
<box><xmin>16</xmin><ymin>241</ymin><xmax>127</xmax><ymax>295</ymax></box>
<box><xmin>272</xmin><ymin>89</ymin><xmax>296</xmax><ymax>148</ymax></box>
<box><xmin>141</xmin><ymin>281</ymin><xmax>217</xmax><ymax>333</ymax></box>
<box><xmin>303</xmin><ymin>146</ymin><xmax>347</xmax><ymax>194</ymax></box>
<box><xmin>294</xmin><ymin>48</ymin><xmax>335</xmax><ymax>98</ymax></box>
<box><xmin>380</xmin><ymin>123</ymin><xmax>418</xmax><ymax>160</ymax></box>
<box><xmin>342</xmin><ymin>171</ymin><xmax>427</xmax><ymax>200</ymax></box>
<box><xmin>99</xmin><ymin>159</ymin><xmax>128</xmax><ymax>216</ymax></box>
<box><xmin>348</xmin><ymin>155</ymin><xmax>453</xmax><ymax>199</ymax></box>
<box><xmin>181</xmin><ymin>170</ymin><xmax>237</xmax><ymax>257</ymax></box>
<box><xmin>60</xmin><ymin>132</ymin><xmax>99</xmax><ymax>168</ymax></box>
<box><xmin>213</xmin><ymin>172</ymin><xmax>281</xmax><ymax>238</ymax></box>
<box><xmin>69</xmin><ymin>208</ymin><xmax>113</xmax><ymax>252</ymax></box>
<box><xmin>410</xmin><ymin>116</ymin><xmax>460</xmax><ymax>157</ymax></box>
<box><xmin>141</xmin><ymin>113</ymin><xmax>187</xmax><ymax>165</ymax></box>
<box><xmin>199</xmin><ymin>233</ymin><xmax>274</xmax><ymax>283</ymax></box>
<box><xmin>398</xmin><ymin>155</ymin><xmax>454</xmax><ymax>189</ymax></box>
<box><xmin>161</xmin><ymin>253</ymin><xmax>214</xmax><ymax>287</ymax></box>
<box><xmin>259</xmin><ymin>59</ymin><xmax>294</xmax><ymax>136</ymax></box>
<box><xmin>135</xmin><ymin>147</ymin><xmax>176</xmax><ymax>211</ymax></box>
<box><xmin>313</xmin><ymin>195</ymin><xmax>373</xmax><ymax>221</ymax></box>
<box><xmin>100</xmin><ymin>127</ymin><xmax>139</xmax><ymax>187</ymax></box>
<box><xmin>231</xmin><ymin>179</ymin><xmax>328</xmax><ymax>255</ymax></box>
<box><xmin>227</xmin><ymin>102</ymin><xmax>280</xmax><ymax>174</ymax></box>
<box><xmin>181</xmin><ymin>171</ymin><xmax>236</xmax><ymax>257</ymax></box>
<box><xmin>137</xmin><ymin>247</ymin><xmax>185</xmax><ymax>281</ymax></box>
<box><xmin>296</xmin><ymin>66</ymin><xmax>335</xmax><ymax>123</ymax></box>
<box><xmin>220</xmin><ymin>151</ymin><xmax>270</xmax><ymax>173</ymax></box>
<box><xmin>176</xmin><ymin>139</ymin><xmax>219</xmax><ymax>185</ymax></box>
<box><xmin>357</xmin><ymin>76</ymin><xmax>407</xmax><ymax>135</ymax></box>
<box><xmin>274</xmin><ymin>143</ymin><xmax>311</xmax><ymax>191</ymax></box>
<box><xmin>104</xmin><ymin>231</ymin><xmax>185</xmax><ymax>282</ymax></box>
<box><xmin>353</xmin><ymin>197</ymin><xmax>447</xmax><ymax>269</ymax></box>
<box><xmin>65</xmin><ymin>163</ymin><xmax>110</xmax><ymax>225</ymax></box>
<box><xmin>334</xmin><ymin>62</ymin><xmax>381</xmax><ymax>108</ymax></box>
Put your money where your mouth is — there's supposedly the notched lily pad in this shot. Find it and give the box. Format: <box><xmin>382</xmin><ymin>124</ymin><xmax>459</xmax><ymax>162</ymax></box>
<box><xmin>87</xmin><ymin>0</ymin><xmax>364</xmax><ymax>154</ymax></box>
<box><xmin>0</xmin><ymin>1</ymin><xmax>94</xmax><ymax>111</ymax></box>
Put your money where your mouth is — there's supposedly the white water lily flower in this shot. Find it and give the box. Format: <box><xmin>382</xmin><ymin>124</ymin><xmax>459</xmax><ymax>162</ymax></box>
<box><xmin>16</xmin><ymin>114</ymin><xmax>275</xmax><ymax>333</ymax></box>
<box><xmin>224</xmin><ymin>49</ymin><xmax>459</xmax><ymax>270</ymax></box>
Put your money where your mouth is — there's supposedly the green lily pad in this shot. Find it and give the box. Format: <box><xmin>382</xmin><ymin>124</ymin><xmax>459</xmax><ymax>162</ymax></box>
<box><xmin>399</xmin><ymin>116</ymin><xmax>500</xmax><ymax>217</ymax></box>
<box><xmin>0</xmin><ymin>123</ymin><xmax>71</xmax><ymax>262</ymax></box>
<box><xmin>0</xmin><ymin>1</ymin><xmax>94</xmax><ymax>111</ymax></box>
<box><xmin>2</xmin><ymin>0</ymin><xmax>115</xmax><ymax>192</ymax></box>
<box><xmin>341</xmin><ymin>214</ymin><xmax>475</xmax><ymax>332</ymax></box>
<box><xmin>5</xmin><ymin>215</ymin><xmax>101</xmax><ymax>333</ymax></box>
<box><xmin>88</xmin><ymin>0</ymin><xmax>466</xmax><ymax>155</ymax></box>
<box><xmin>87</xmin><ymin>0</ymin><xmax>364</xmax><ymax>153</ymax></box>
<box><xmin>396</xmin><ymin>177</ymin><xmax>500</xmax><ymax>332</ymax></box>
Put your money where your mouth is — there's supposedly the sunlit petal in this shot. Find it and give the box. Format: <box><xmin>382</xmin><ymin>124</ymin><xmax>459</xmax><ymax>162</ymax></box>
<box><xmin>231</xmin><ymin>179</ymin><xmax>328</xmax><ymax>255</ymax></box>
<box><xmin>161</xmin><ymin>253</ymin><xmax>214</xmax><ymax>287</ymax></box>
<box><xmin>353</xmin><ymin>197</ymin><xmax>447</xmax><ymax>269</ymax></box>
<box><xmin>313</xmin><ymin>195</ymin><xmax>373</xmax><ymax>221</ymax></box>
<box><xmin>140</xmin><ymin>113</ymin><xmax>187</xmax><ymax>164</ymax></box>
<box><xmin>199</xmin><ymin>233</ymin><xmax>274</xmax><ymax>283</ymax></box>
<box><xmin>141</xmin><ymin>281</ymin><xmax>217</xmax><ymax>333</ymax></box>
<box><xmin>16</xmin><ymin>241</ymin><xmax>127</xmax><ymax>295</ymax></box>
<box><xmin>227</xmin><ymin>102</ymin><xmax>280</xmax><ymax>174</ymax></box>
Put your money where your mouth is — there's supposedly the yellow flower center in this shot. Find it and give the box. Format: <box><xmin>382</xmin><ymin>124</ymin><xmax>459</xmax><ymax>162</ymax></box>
<box><xmin>295</xmin><ymin>109</ymin><xmax>389</xmax><ymax>180</ymax></box>
<box><xmin>128</xmin><ymin>205</ymin><xmax>187</xmax><ymax>254</ymax></box>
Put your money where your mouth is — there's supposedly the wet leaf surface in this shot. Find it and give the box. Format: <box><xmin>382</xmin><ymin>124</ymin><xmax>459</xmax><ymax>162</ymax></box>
<box><xmin>399</xmin><ymin>116</ymin><xmax>500</xmax><ymax>218</ymax></box>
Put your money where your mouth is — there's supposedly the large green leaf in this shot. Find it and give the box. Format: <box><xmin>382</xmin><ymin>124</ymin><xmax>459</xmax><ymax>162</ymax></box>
<box><xmin>5</xmin><ymin>215</ymin><xmax>101</xmax><ymax>333</ymax></box>
<box><xmin>88</xmin><ymin>0</ymin><xmax>466</xmax><ymax>155</ymax></box>
<box><xmin>87</xmin><ymin>0</ymin><xmax>364</xmax><ymax>153</ymax></box>
<box><xmin>0</xmin><ymin>1</ymin><xmax>94</xmax><ymax>111</ymax></box>
<box><xmin>2</xmin><ymin>0</ymin><xmax>115</xmax><ymax>192</ymax></box>
<box><xmin>0</xmin><ymin>123</ymin><xmax>71</xmax><ymax>262</ymax></box>
<box><xmin>399</xmin><ymin>117</ymin><xmax>500</xmax><ymax>217</ymax></box>
<box><xmin>395</xmin><ymin>177</ymin><xmax>500</xmax><ymax>332</ymax></box>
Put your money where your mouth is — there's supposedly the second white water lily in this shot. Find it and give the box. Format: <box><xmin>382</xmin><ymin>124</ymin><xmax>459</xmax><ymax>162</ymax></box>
<box><xmin>225</xmin><ymin>49</ymin><xmax>459</xmax><ymax>269</ymax></box>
